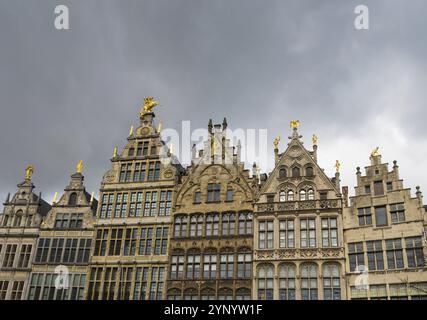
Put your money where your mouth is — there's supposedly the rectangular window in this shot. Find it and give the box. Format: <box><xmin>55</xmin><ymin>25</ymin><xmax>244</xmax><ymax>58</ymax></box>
<box><xmin>133</xmin><ymin>267</ymin><xmax>149</xmax><ymax>300</ymax></box>
<box><xmin>99</xmin><ymin>193</ymin><xmax>114</xmax><ymax>219</ymax></box>
<box><xmin>300</xmin><ymin>218</ymin><xmax>316</xmax><ymax>248</ymax></box>
<box><xmin>348</xmin><ymin>242</ymin><xmax>364</xmax><ymax>272</ymax></box>
<box><xmin>139</xmin><ymin>227</ymin><xmax>154</xmax><ymax>255</ymax></box>
<box><xmin>374</xmin><ymin>181</ymin><xmax>384</xmax><ymax>196</ymax></box>
<box><xmin>207</xmin><ymin>183</ymin><xmax>221</xmax><ymax>202</ymax></box>
<box><xmin>203</xmin><ymin>253</ymin><xmax>217</xmax><ymax>279</ymax></box>
<box><xmin>0</xmin><ymin>281</ymin><xmax>9</xmax><ymax>300</ymax></box>
<box><xmin>390</xmin><ymin>203</ymin><xmax>405</xmax><ymax>223</ymax></box>
<box><xmin>133</xmin><ymin>162</ymin><xmax>146</xmax><ymax>182</ymax></box>
<box><xmin>10</xmin><ymin>281</ymin><xmax>24</xmax><ymax>300</ymax></box>
<box><xmin>364</xmin><ymin>185</ymin><xmax>371</xmax><ymax>194</ymax></box>
<box><xmin>226</xmin><ymin>189</ymin><xmax>233</xmax><ymax>202</ymax></box>
<box><xmin>143</xmin><ymin>191</ymin><xmax>158</xmax><ymax>217</ymax></box>
<box><xmin>366</xmin><ymin>240</ymin><xmax>384</xmax><ymax>271</ymax></box>
<box><xmin>194</xmin><ymin>192</ymin><xmax>201</xmax><ymax>204</ymax></box>
<box><xmin>375</xmin><ymin>206</ymin><xmax>388</xmax><ymax>227</ymax></box>
<box><xmin>108</xmin><ymin>228</ymin><xmax>123</xmax><ymax>256</ymax></box>
<box><xmin>258</xmin><ymin>221</ymin><xmax>274</xmax><ymax>249</ymax></box>
<box><xmin>3</xmin><ymin>244</ymin><xmax>17</xmax><ymax>268</ymax></box>
<box><xmin>321</xmin><ymin>218</ymin><xmax>338</xmax><ymax>247</ymax></box>
<box><xmin>357</xmin><ymin>207</ymin><xmax>372</xmax><ymax>226</ymax></box>
<box><xmin>386</xmin><ymin>238</ymin><xmax>404</xmax><ymax>269</ymax></box>
<box><xmin>17</xmin><ymin>244</ymin><xmax>32</xmax><ymax>269</ymax></box>
<box><xmin>319</xmin><ymin>192</ymin><xmax>327</xmax><ymax>200</ymax></box>
<box><xmin>386</xmin><ymin>182</ymin><xmax>393</xmax><ymax>192</ymax></box>
<box><xmin>94</xmin><ymin>229</ymin><xmax>109</xmax><ymax>256</ymax></box>
<box><xmin>159</xmin><ymin>190</ymin><xmax>172</xmax><ymax>216</ymax></box>
<box><xmin>279</xmin><ymin>220</ymin><xmax>294</xmax><ymax>248</ymax></box>
<box><xmin>129</xmin><ymin>192</ymin><xmax>143</xmax><ymax>217</ymax></box>
<box><xmin>124</xmin><ymin>228</ymin><xmax>139</xmax><ymax>256</ymax></box>
<box><xmin>405</xmin><ymin>237</ymin><xmax>425</xmax><ymax>268</ymax></box>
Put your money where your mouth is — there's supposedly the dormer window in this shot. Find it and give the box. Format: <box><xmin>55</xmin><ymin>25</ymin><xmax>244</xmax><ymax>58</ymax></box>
<box><xmin>279</xmin><ymin>168</ymin><xmax>287</xmax><ymax>179</ymax></box>
<box><xmin>128</xmin><ymin>147</ymin><xmax>135</xmax><ymax>157</ymax></box>
<box><xmin>69</xmin><ymin>193</ymin><xmax>77</xmax><ymax>206</ymax></box>
<box><xmin>306</xmin><ymin>166</ymin><xmax>314</xmax><ymax>176</ymax></box>
<box><xmin>386</xmin><ymin>182</ymin><xmax>393</xmax><ymax>192</ymax></box>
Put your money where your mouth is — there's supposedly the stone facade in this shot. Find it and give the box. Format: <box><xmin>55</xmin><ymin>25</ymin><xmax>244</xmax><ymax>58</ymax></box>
<box><xmin>0</xmin><ymin>108</ymin><xmax>426</xmax><ymax>300</ymax></box>
<box><xmin>343</xmin><ymin>154</ymin><xmax>427</xmax><ymax>300</ymax></box>
<box><xmin>166</xmin><ymin>119</ymin><xmax>256</xmax><ymax>300</ymax></box>
<box><xmin>253</xmin><ymin>126</ymin><xmax>346</xmax><ymax>300</ymax></box>
<box><xmin>28</xmin><ymin>171</ymin><xmax>97</xmax><ymax>300</ymax></box>
<box><xmin>86</xmin><ymin>110</ymin><xmax>184</xmax><ymax>300</ymax></box>
<box><xmin>0</xmin><ymin>175</ymin><xmax>51</xmax><ymax>300</ymax></box>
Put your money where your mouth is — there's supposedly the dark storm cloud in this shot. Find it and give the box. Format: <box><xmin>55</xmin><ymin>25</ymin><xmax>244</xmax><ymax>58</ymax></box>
<box><xmin>0</xmin><ymin>0</ymin><xmax>426</xmax><ymax>208</ymax></box>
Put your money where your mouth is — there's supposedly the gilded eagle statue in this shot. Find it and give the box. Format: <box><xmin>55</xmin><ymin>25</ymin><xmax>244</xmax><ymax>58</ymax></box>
<box><xmin>290</xmin><ymin>120</ymin><xmax>300</xmax><ymax>129</ymax></box>
<box><xmin>371</xmin><ymin>146</ymin><xmax>380</xmax><ymax>157</ymax></box>
<box><xmin>140</xmin><ymin>97</ymin><xmax>159</xmax><ymax>116</ymax></box>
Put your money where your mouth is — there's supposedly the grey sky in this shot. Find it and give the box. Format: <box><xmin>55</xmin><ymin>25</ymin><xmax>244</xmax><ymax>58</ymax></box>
<box><xmin>1</xmin><ymin>0</ymin><xmax>426</xmax><ymax>208</ymax></box>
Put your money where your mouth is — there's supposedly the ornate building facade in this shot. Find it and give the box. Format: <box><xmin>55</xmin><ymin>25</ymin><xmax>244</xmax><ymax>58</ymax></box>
<box><xmin>253</xmin><ymin>125</ymin><xmax>346</xmax><ymax>300</ymax></box>
<box><xmin>28</xmin><ymin>167</ymin><xmax>97</xmax><ymax>300</ymax></box>
<box><xmin>86</xmin><ymin>103</ymin><xmax>184</xmax><ymax>300</ymax></box>
<box><xmin>0</xmin><ymin>169</ymin><xmax>51</xmax><ymax>300</ymax></box>
<box><xmin>166</xmin><ymin>119</ymin><xmax>256</xmax><ymax>300</ymax></box>
<box><xmin>0</xmin><ymin>101</ymin><xmax>426</xmax><ymax>300</ymax></box>
<box><xmin>343</xmin><ymin>153</ymin><xmax>427</xmax><ymax>300</ymax></box>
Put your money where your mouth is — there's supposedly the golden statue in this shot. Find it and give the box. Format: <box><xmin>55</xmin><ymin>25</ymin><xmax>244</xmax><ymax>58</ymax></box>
<box><xmin>290</xmin><ymin>120</ymin><xmax>300</xmax><ymax>129</ymax></box>
<box><xmin>273</xmin><ymin>135</ymin><xmax>281</xmax><ymax>149</ymax></box>
<box><xmin>76</xmin><ymin>160</ymin><xmax>83</xmax><ymax>173</ymax></box>
<box><xmin>113</xmin><ymin>146</ymin><xmax>118</xmax><ymax>158</ymax></box>
<box><xmin>140</xmin><ymin>97</ymin><xmax>159</xmax><ymax>116</ymax></box>
<box><xmin>52</xmin><ymin>192</ymin><xmax>58</xmax><ymax>204</ymax></box>
<box><xmin>312</xmin><ymin>134</ymin><xmax>318</xmax><ymax>145</ymax></box>
<box><xmin>25</xmin><ymin>165</ymin><xmax>34</xmax><ymax>180</ymax></box>
<box><xmin>335</xmin><ymin>160</ymin><xmax>341</xmax><ymax>172</ymax></box>
<box><xmin>371</xmin><ymin>146</ymin><xmax>380</xmax><ymax>157</ymax></box>
<box><xmin>157</xmin><ymin>122</ymin><xmax>162</xmax><ymax>134</ymax></box>
<box><xmin>129</xmin><ymin>125</ymin><xmax>134</xmax><ymax>136</ymax></box>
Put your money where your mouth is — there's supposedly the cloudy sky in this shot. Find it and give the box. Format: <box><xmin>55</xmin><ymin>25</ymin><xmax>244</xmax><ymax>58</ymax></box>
<box><xmin>1</xmin><ymin>0</ymin><xmax>426</xmax><ymax>208</ymax></box>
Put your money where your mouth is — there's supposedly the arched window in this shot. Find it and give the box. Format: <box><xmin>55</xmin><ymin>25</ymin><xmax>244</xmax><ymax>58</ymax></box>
<box><xmin>323</xmin><ymin>264</ymin><xmax>341</xmax><ymax>300</ymax></box>
<box><xmin>307</xmin><ymin>189</ymin><xmax>315</xmax><ymax>200</ymax></box>
<box><xmin>300</xmin><ymin>190</ymin><xmax>306</xmax><ymax>201</ymax></box>
<box><xmin>292</xmin><ymin>167</ymin><xmax>300</xmax><ymax>177</ymax></box>
<box><xmin>186</xmin><ymin>249</ymin><xmax>201</xmax><ymax>279</ymax></box>
<box><xmin>183</xmin><ymin>288</ymin><xmax>198</xmax><ymax>300</ymax></box>
<box><xmin>236</xmin><ymin>288</ymin><xmax>251</xmax><ymax>300</ymax></box>
<box><xmin>257</xmin><ymin>264</ymin><xmax>274</xmax><ymax>300</ymax></box>
<box><xmin>279</xmin><ymin>168</ymin><xmax>287</xmax><ymax>178</ymax></box>
<box><xmin>200</xmin><ymin>288</ymin><xmax>215</xmax><ymax>300</ymax></box>
<box><xmin>287</xmin><ymin>190</ymin><xmax>294</xmax><ymax>201</ymax></box>
<box><xmin>222</xmin><ymin>212</ymin><xmax>236</xmax><ymax>236</ymax></box>
<box><xmin>203</xmin><ymin>248</ymin><xmax>218</xmax><ymax>279</ymax></box>
<box><xmin>68</xmin><ymin>193</ymin><xmax>77</xmax><ymax>206</ymax></box>
<box><xmin>167</xmin><ymin>288</ymin><xmax>181</xmax><ymax>300</ymax></box>
<box><xmin>170</xmin><ymin>250</ymin><xmax>185</xmax><ymax>280</ymax></box>
<box><xmin>279</xmin><ymin>191</ymin><xmax>286</xmax><ymax>202</ymax></box>
<box><xmin>237</xmin><ymin>248</ymin><xmax>252</xmax><ymax>279</ymax></box>
<box><xmin>218</xmin><ymin>288</ymin><xmax>233</xmax><ymax>300</ymax></box>
<box><xmin>301</xmin><ymin>264</ymin><xmax>318</xmax><ymax>300</ymax></box>
<box><xmin>306</xmin><ymin>166</ymin><xmax>314</xmax><ymax>176</ymax></box>
<box><xmin>26</xmin><ymin>214</ymin><xmax>33</xmax><ymax>227</ymax></box>
<box><xmin>279</xmin><ymin>264</ymin><xmax>296</xmax><ymax>300</ymax></box>
<box><xmin>220</xmin><ymin>248</ymin><xmax>235</xmax><ymax>279</ymax></box>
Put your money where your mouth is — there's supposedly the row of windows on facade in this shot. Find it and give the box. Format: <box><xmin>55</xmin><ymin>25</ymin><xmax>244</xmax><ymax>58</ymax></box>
<box><xmin>34</xmin><ymin>238</ymin><xmax>92</xmax><ymax>264</ymax></box>
<box><xmin>169</xmin><ymin>248</ymin><xmax>252</xmax><ymax>280</ymax></box>
<box><xmin>167</xmin><ymin>288</ymin><xmax>251</xmax><ymax>300</ymax></box>
<box><xmin>119</xmin><ymin>161</ymin><xmax>161</xmax><ymax>183</ymax></box>
<box><xmin>99</xmin><ymin>190</ymin><xmax>172</xmax><ymax>219</ymax></box>
<box><xmin>0</xmin><ymin>244</ymin><xmax>32</xmax><ymax>269</ymax></box>
<box><xmin>27</xmin><ymin>273</ymin><xmax>86</xmax><ymax>300</ymax></box>
<box><xmin>267</xmin><ymin>189</ymin><xmax>320</xmax><ymax>203</ymax></box>
<box><xmin>173</xmin><ymin>212</ymin><xmax>252</xmax><ymax>238</ymax></box>
<box><xmin>0</xmin><ymin>281</ymin><xmax>25</xmax><ymax>300</ymax></box>
<box><xmin>257</xmin><ymin>217</ymin><xmax>338</xmax><ymax>249</ymax></box>
<box><xmin>93</xmin><ymin>227</ymin><xmax>169</xmax><ymax>257</ymax></box>
<box><xmin>363</xmin><ymin>180</ymin><xmax>394</xmax><ymax>196</ymax></box>
<box><xmin>357</xmin><ymin>203</ymin><xmax>406</xmax><ymax>227</ymax></box>
<box><xmin>127</xmin><ymin>141</ymin><xmax>158</xmax><ymax>158</ymax></box>
<box><xmin>348</xmin><ymin>236</ymin><xmax>425</xmax><ymax>272</ymax></box>
<box><xmin>193</xmin><ymin>184</ymin><xmax>235</xmax><ymax>203</ymax></box>
<box><xmin>350</xmin><ymin>282</ymin><xmax>427</xmax><ymax>300</ymax></box>
<box><xmin>256</xmin><ymin>263</ymin><xmax>341</xmax><ymax>300</ymax></box>
<box><xmin>1</xmin><ymin>211</ymin><xmax>34</xmax><ymax>227</ymax></box>
<box><xmin>87</xmin><ymin>266</ymin><xmax>165</xmax><ymax>300</ymax></box>
<box><xmin>278</xmin><ymin>166</ymin><xmax>314</xmax><ymax>179</ymax></box>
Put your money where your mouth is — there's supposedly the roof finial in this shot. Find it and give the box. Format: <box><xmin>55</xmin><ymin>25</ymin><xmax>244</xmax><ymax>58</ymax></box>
<box><xmin>312</xmin><ymin>134</ymin><xmax>318</xmax><ymax>145</ymax></box>
<box><xmin>335</xmin><ymin>160</ymin><xmax>341</xmax><ymax>172</ymax></box>
<box><xmin>25</xmin><ymin>165</ymin><xmax>34</xmax><ymax>181</ymax></box>
<box><xmin>76</xmin><ymin>160</ymin><xmax>84</xmax><ymax>173</ymax></box>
